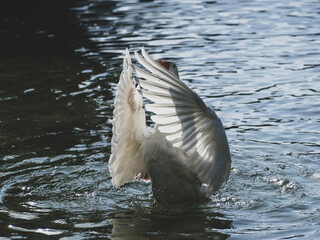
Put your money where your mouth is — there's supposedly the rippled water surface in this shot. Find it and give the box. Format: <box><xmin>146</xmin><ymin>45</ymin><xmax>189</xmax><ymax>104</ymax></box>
<box><xmin>1</xmin><ymin>0</ymin><xmax>320</xmax><ymax>239</ymax></box>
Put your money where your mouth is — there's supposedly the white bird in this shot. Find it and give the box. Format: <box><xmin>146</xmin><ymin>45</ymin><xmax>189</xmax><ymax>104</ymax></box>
<box><xmin>109</xmin><ymin>47</ymin><xmax>231</xmax><ymax>204</ymax></box>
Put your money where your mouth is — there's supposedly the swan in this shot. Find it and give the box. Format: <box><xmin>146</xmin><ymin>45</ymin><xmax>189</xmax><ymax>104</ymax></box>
<box><xmin>109</xmin><ymin>47</ymin><xmax>231</xmax><ymax>204</ymax></box>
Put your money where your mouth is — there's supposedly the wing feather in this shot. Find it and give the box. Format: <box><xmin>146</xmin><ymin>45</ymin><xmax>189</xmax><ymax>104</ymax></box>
<box><xmin>109</xmin><ymin>49</ymin><xmax>148</xmax><ymax>188</ymax></box>
<box><xmin>132</xmin><ymin>48</ymin><xmax>231</xmax><ymax>192</ymax></box>
<box><xmin>133</xmin><ymin>66</ymin><xmax>189</xmax><ymax>94</ymax></box>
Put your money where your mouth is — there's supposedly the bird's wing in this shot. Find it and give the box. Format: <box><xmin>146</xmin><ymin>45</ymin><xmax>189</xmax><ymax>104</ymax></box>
<box><xmin>109</xmin><ymin>49</ymin><xmax>148</xmax><ymax>188</ymax></box>
<box><xmin>133</xmin><ymin>47</ymin><xmax>231</xmax><ymax>192</ymax></box>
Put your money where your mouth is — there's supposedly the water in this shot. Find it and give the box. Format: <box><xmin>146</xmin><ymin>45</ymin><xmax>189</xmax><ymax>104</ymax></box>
<box><xmin>1</xmin><ymin>0</ymin><xmax>320</xmax><ymax>239</ymax></box>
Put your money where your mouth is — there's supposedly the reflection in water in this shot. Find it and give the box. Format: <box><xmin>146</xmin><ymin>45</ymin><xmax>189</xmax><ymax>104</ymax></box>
<box><xmin>110</xmin><ymin>207</ymin><xmax>232</xmax><ymax>239</ymax></box>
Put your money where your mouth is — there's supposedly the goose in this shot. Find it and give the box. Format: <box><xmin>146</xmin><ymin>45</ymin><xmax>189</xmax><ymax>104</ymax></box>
<box><xmin>108</xmin><ymin>47</ymin><xmax>231</xmax><ymax>204</ymax></box>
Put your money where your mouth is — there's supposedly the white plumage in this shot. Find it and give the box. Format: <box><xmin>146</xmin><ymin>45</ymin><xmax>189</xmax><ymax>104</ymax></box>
<box><xmin>109</xmin><ymin>47</ymin><xmax>231</xmax><ymax>204</ymax></box>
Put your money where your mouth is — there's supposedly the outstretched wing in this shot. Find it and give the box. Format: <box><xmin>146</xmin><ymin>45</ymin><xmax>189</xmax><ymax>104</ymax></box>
<box><xmin>133</xmin><ymin>47</ymin><xmax>231</xmax><ymax>192</ymax></box>
<box><xmin>109</xmin><ymin>49</ymin><xmax>148</xmax><ymax>188</ymax></box>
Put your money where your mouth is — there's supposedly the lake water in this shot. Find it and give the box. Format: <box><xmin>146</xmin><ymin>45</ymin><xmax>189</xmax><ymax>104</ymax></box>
<box><xmin>1</xmin><ymin>0</ymin><xmax>320</xmax><ymax>239</ymax></box>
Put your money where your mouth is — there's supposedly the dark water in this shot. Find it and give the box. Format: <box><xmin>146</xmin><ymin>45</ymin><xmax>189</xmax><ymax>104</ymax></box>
<box><xmin>1</xmin><ymin>0</ymin><xmax>320</xmax><ymax>239</ymax></box>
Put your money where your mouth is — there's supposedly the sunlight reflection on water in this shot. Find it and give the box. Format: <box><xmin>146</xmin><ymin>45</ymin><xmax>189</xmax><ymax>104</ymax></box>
<box><xmin>1</xmin><ymin>0</ymin><xmax>320</xmax><ymax>239</ymax></box>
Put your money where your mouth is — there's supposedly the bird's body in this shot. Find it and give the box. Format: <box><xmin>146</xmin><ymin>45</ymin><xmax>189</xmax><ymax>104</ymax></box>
<box><xmin>142</xmin><ymin>128</ymin><xmax>207</xmax><ymax>203</ymax></box>
<box><xmin>109</xmin><ymin>47</ymin><xmax>231</xmax><ymax>204</ymax></box>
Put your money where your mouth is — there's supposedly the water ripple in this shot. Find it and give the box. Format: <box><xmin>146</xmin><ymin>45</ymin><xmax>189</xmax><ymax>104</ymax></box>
<box><xmin>1</xmin><ymin>0</ymin><xmax>320</xmax><ymax>239</ymax></box>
